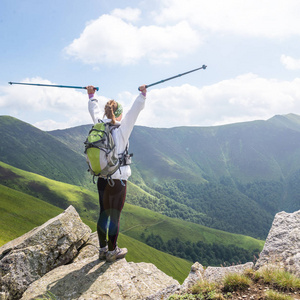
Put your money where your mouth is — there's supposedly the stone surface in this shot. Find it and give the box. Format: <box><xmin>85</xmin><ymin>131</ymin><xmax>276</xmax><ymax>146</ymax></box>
<box><xmin>73</xmin><ymin>231</ymin><xmax>99</xmax><ymax>262</ymax></box>
<box><xmin>181</xmin><ymin>262</ymin><xmax>204</xmax><ymax>292</ymax></box>
<box><xmin>0</xmin><ymin>206</ymin><xmax>91</xmax><ymax>300</ymax></box>
<box><xmin>21</xmin><ymin>257</ymin><xmax>180</xmax><ymax>300</ymax></box>
<box><xmin>2</xmin><ymin>206</ymin><xmax>300</xmax><ymax>300</ymax></box>
<box><xmin>255</xmin><ymin>209</ymin><xmax>300</xmax><ymax>277</ymax></box>
<box><xmin>203</xmin><ymin>262</ymin><xmax>254</xmax><ymax>283</ymax></box>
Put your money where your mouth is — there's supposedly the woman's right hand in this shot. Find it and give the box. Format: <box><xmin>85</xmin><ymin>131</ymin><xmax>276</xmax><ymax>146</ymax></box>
<box><xmin>86</xmin><ymin>85</ymin><xmax>96</xmax><ymax>94</ymax></box>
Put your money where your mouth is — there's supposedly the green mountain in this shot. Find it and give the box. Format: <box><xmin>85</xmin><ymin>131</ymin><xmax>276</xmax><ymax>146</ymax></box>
<box><xmin>1</xmin><ymin>114</ymin><xmax>300</xmax><ymax>240</ymax></box>
<box><xmin>0</xmin><ymin>115</ymin><xmax>91</xmax><ymax>187</ymax></box>
<box><xmin>128</xmin><ymin>115</ymin><xmax>300</xmax><ymax>185</ymax></box>
<box><xmin>50</xmin><ymin>114</ymin><xmax>300</xmax><ymax>238</ymax></box>
<box><xmin>0</xmin><ymin>161</ymin><xmax>263</xmax><ymax>267</ymax></box>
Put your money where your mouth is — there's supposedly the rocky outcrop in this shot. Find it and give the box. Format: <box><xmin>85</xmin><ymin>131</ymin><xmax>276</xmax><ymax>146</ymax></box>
<box><xmin>0</xmin><ymin>206</ymin><xmax>180</xmax><ymax>300</ymax></box>
<box><xmin>180</xmin><ymin>261</ymin><xmax>254</xmax><ymax>292</ymax></box>
<box><xmin>21</xmin><ymin>258</ymin><xmax>180</xmax><ymax>300</ymax></box>
<box><xmin>0</xmin><ymin>206</ymin><xmax>91</xmax><ymax>300</ymax></box>
<box><xmin>255</xmin><ymin>209</ymin><xmax>300</xmax><ymax>277</ymax></box>
<box><xmin>203</xmin><ymin>262</ymin><xmax>254</xmax><ymax>283</ymax></box>
<box><xmin>1</xmin><ymin>207</ymin><xmax>299</xmax><ymax>300</ymax></box>
<box><xmin>73</xmin><ymin>231</ymin><xmax>99</xmax><ymax>262</ymax></box>
<box><xmin>178</xmin><ymin>209</ymin><xmax>300</xmax><ymax>295</ymax></box>
<box><xmin>181</xmin><ymin>262</ymin><xmax>204</xmax><ymax>291</ymax></box>
<box><xmin>20</xmin><ymin>229</ymin><xmax>180</xmax><ymax>300</ymax></box>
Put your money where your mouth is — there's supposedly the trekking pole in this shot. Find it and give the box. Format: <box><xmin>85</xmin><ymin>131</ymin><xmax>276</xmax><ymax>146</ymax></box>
<box><xmin>138</xmin><ymin>65</ymin><xmax>207</xmax><ymax>90</ymax></box>
<box><xmin>8</xmin><ymin>82</ymin><xmax>99</xmax><ymax>91</ymax></box>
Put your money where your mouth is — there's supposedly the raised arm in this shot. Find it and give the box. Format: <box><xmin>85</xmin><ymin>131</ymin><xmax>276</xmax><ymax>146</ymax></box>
<box><xmin>117</xmin><ymin>85</ymin><xmax>147</xmax><ymax>143</ymax></box>
<box><xmin>87</xmin><ymin>85</ymin><xmax>102</xmax><ymax>124</ymax></box>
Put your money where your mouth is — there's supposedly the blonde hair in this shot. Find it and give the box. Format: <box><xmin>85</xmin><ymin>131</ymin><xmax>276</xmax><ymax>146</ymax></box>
<box><xmin>104</xmin><ymin>100</ymin><xmax>118</xmax><ymax>124</ymax></box>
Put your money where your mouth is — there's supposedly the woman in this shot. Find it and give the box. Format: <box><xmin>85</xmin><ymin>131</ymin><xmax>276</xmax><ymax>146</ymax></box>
<box><xmin>86</xmin><ymin>84</ymin><xmax>147</xmax><ymax>262</ymax></box>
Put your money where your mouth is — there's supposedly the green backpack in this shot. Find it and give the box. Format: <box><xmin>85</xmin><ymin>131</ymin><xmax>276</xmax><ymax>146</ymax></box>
<box><xmin>84</xmin><ymin>121</ymin><xmax>132</xmax><ymax>185</ymax></box>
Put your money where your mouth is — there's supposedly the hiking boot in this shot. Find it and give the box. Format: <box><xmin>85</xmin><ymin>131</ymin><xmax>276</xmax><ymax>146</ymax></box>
<box><xmin>106</xmin><ymin>246</ymin><xmax>128</xmax><ymax>262</ymax></box>
<box><xmin>99</xmin><ymin>246</ymin><xmax>108</xmax><ymax>260</ymax></box>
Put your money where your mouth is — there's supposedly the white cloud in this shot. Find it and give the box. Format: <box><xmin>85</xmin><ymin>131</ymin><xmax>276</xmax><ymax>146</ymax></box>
<box><xmin>3</xmin><ymin>75</ymin><xmax>300</xmax><ymax>131</ymax></box>
<box><xmin>64</xmin><ymin>12</ymin><xmax>201</xmax><ymax>65</ymax></box>
<box><xmin>63</xmin><ymin>1</ymin><xmax>300</xmax><ymax>67</ymax></box>
<box><xmin>154</xmin><ymin>0</ymin><xmax>300</xmax><ymax>38</ymax></box>
<box><xmin>1</xmin><ymin>78</ymin><xmax>86</xmax><ymax>111</ymax></box>
<box><xmin>33</xmin><ymin>119</ymin><xmax>70</xmax><ymax>131</ymax></box>
<box><xmin>138</xmin><ymin>74</ymin><xmax>300</xmax><ymax>128</ymax></box>
<box><xmin>111</xmin><ymin>7</ymin><xmax>141</xmax><ymax>22</ymax></box>
<box><xmin>281</xmin><ymin>55</ymin><xmax>300</xmax><ymax>70</ymax></box>
<box><xmin>0</xmin><ymin>78</ymin><xmax>108</xmax><ymax>130</ymax></box>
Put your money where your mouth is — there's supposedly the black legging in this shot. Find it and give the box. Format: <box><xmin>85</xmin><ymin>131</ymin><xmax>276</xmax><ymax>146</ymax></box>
<box><xmin>97</xmin><ymin>178</ymin><xmax>127</xmax><ymax>251</ymax></box>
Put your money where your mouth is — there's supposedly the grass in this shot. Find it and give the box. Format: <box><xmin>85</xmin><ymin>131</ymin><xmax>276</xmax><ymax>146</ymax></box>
<box><xmin>34</xmin><ymin>291</ymin><xmax>58</xmax><ymax>300</ymax></box>
<box><xmin>190</xmin><ymin>280</ymin><xmax>218</xmax><ymax>295</ymax></box>
<box><xmin>222</xmin><ymin>273</ymin><xmax>252</xmax><ymax>293</ymax></box>
<box><xmin>0</xmin><ymin>161</ymin><xmax>100</xmax><ymax>222</ymax></box>
<box><xmin>121</xmin><ymin>201</ymin><xmax>264</xmax><ymax>253</ymax></box>
<box><xmin>169</xmin><ymin>280</ymin><xmax>225</xmax><ymax>299</ymax></box>
<box><xmin>168</xmin><ymin>267</ymin><xmax>300</xmax><ymax>300</ymax></box>
<box><xmin>265</xmin><ymin>290</ymin><xmax>294</xmax><ymax>300</ymax></box>
<box><xmin>0</xmin><ymin>161</ymin><xmax>264</xmax><ymax>254</ymax></box>
<box><xmin>0</xmin><ymin>184</ymin><xmax>63</xmax><ymax>245</ymax></box>
<box><xmin>254</xmin><ymin>267</ymin><xmax>300</xmax><ymax>292</ymax></box>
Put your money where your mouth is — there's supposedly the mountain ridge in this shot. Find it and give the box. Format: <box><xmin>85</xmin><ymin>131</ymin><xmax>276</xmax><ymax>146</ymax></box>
<box><xmin>1</xmin><ymin>114</ymin><xmax>300</xmax><ymax>239</ymax></box>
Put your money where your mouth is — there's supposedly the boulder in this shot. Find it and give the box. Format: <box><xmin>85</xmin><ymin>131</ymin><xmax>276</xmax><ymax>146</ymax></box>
<box><xmin>21</xmin><ymin>257</ymin><xmax>180</xmax><ymax>300</ymax></box>
<box><xmin>255</xmin><ymin>209</ymin><xmax>300</xmax><ymax>277</ymax></box>
<box><xmin>203</xmin><ymin>262</ymin><xmax>254</xmax><ymax>283</ymax></box>
<box><xmin>181</xmin><ymin>262</ymin><xmax>204</xmax><ymax>292</ymax></box>
<box><xmin>180</xmin><ymin>261</ymin><xmax>253</xmax><ymax>292</ymax></box>
<box><xmin>73</xmin><ymin>231</ymin><xmax>99</xmax><ymax>262</ymax></box>
<box><xmin>0</xmin><ymin>206</ymin><xmax>91</xmax><ymax>300</ymax></box>
<box><xmin>3</xmin><ymin>205</ymin><xmax>300</xmax><ymax>300</ymax></box>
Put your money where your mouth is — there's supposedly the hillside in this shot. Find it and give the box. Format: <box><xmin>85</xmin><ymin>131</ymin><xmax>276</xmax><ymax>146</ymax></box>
<box><xmin>0</xmin><ymin>184</ymin><xmax>191</xmax><ymax>283</ymax></box>
<box><xmin>50</xmin><ymin>115</ymin><xmax>300</xmax><ymax>238</ymax></box>
<box><xmin>0</xmin><ymin>115</ymin><xmax>91</xmax><ymax>187</ymax></box>
<box><xmin>0</xmin><ymin>161</ymin><xmax>263</xmax><ymax>267</ymax></box>
<box><xmin>1</xmin><ymin>114</ymin><xmax>300</xmax><ymax>240</ymax></box>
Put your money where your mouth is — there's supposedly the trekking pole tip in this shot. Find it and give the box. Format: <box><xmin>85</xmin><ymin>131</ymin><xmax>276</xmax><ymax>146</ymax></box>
<box><xmin>202</xmin><ymin>65</ymin><xmax>207</xmax><ymax>69</ymax></box>
<box><xmin>8</xmin><ymin>82</ymin><xmax>12</xmax><ymax>85</ymax></box>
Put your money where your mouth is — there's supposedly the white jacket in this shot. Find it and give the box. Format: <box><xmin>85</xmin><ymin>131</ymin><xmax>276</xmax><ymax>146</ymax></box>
<box><xmin>88</xmin><ymin>93</ymin><xmax>146</xmax><ymax>180</ymax></box>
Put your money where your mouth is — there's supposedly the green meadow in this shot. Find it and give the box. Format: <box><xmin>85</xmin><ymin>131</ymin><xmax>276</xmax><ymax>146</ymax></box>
<box><xmin>121</xmin><ymin>203</ymin><xmax>264</xmax><ymax>252</ymax></box>
<box><xmin>0</xmin><ymin>161</ymin><xmax>264</xmax><ymax>251</ymax></box>
<box><xmin>0</xmin><ymin>161</ymin><xmax>264</xmax><ymax>282</ymax></box>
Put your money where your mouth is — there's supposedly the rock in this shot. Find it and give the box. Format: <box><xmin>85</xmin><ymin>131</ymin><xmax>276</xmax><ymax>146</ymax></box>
<box><xmin>3</xmin><ymin>205</ymin><xmax>300</xmax><ymax>300</ymax></box>
<box><xmin>177</xmin><ymin>262</ymin><xmax>253</xmax><ymax>295</ymax></box>
<box><xmin>255</xmin><ymin>209</ymin><xmax>300</xmax><ymax>277</ymax></box>
<box><xmin>203</xmin><ymin>262</ymin><xmax>254</xmax><ymax>284</ymax></box>
<box><xmin>181</xmin><ymin>262</ymin><xmax>204</xmax><ymax>292</ymax></box>
<box><xmin>0</xmin><ymin>206</ymin><xmax>91</xmax><ymax>300</ymax></box>
<box><xmin>21</xmin><ymin>257</ymin><xmax>180</xmax><ymax>300</ymax></box>
<box><xmin>73</xmin><ymin>232</ymin><xmax>99</xmax><ymax>262</ymax></box>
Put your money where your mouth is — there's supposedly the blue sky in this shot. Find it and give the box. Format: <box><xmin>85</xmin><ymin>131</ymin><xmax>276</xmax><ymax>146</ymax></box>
<box><xmin>1</xmin><ymin>0</ymin><xmax>300</xmax><ymax>130</ymax></box>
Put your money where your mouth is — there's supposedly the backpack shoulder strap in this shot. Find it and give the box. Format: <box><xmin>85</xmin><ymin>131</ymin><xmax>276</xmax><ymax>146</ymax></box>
<box><xmin>108</xmin><ymin>123</ymin><xmax>120</xmax><ymax>131</ymax></box>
